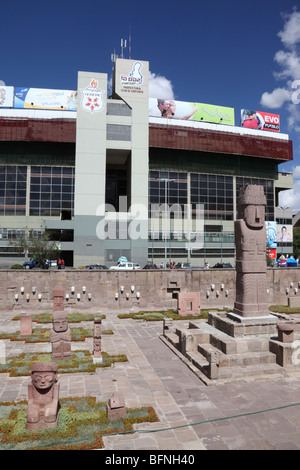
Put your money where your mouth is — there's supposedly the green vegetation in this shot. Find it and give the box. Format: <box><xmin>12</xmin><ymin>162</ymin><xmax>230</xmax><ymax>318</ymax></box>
<box><xmin>0</xmin><ymin>351</ymin><xmax>127</xmax><ymax>377</ymax></box>
<box><xmin>0</xmin><ymin>327</ymin><xmax>113</xmax><ymax>343</ymax></box>
<box><xmin>118</xmin><ymin>308</ymin><xmax>229</xmax><ymax>321</ymax></box>
<box><xmin>12</xmin><ymin>312</ymin><xmax>106</xmax><ymax>323</ymax></box>
<box><xmin>10</xmin><ymin>264</ymin><xmax>23</xmax><ymax>269</ymax></box>
<box><xmin>269</xmin><ymin>305</ymin><xmax>300</xmax><ymax>314</ymax></box>
<box><xmin>0</xmin><ymin>397</ymin><xmax>158</xmax><ymax>450</ymax></box>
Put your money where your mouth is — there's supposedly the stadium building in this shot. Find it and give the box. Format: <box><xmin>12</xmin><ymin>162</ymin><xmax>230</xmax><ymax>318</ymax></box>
<box><xmin>0</xmin><ymin>58</ymin><xmax>293</xmax><ymax>268</ymax></box>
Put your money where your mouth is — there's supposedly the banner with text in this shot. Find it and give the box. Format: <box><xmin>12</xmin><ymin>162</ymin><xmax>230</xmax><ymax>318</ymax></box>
<box><xmin>14</xmin><ymin>87</ymin><xmax>77</xmax><ymax>110</ymax></box>
<box><xmin>241</xmin><ymin>109</ymin><xmax>280</xmax><ymax>132</ymax></box>
<box><xmin>149</xmin><ymin>98</ymin><xmax>235</xmax><ymax>125</ymax></box>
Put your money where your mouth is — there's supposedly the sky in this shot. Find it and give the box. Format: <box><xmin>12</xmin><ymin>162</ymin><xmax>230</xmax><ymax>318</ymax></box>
<box><xmin>1</xmin><ymin>0</ymin><xmax>300</xmax><ymax>212</ymax></box>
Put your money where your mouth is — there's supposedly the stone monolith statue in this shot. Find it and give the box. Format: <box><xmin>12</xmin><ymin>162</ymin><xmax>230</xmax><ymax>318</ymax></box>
<box><xmin>93</xmin><ymin>317</ymin><xmax>102</xmax><ymax>360</ymax></box>
<box><xmin>233</xmin><ymin>184</ymin><xmax>268</xmax><ymax>318</ymax></box>
<box><xmin>53</xmin><ymin>285</ymin><xmax>65</xmax><ymax>312</ymax></box>
<box><xmin>50</xmin><ymin>311</ymin><xmax>72</xmax><ymax>360</ymax></box>
<box><xmin>26</xmin><ymin>362</ymin><xmax>60</xmax><ymax>430</ymax></box>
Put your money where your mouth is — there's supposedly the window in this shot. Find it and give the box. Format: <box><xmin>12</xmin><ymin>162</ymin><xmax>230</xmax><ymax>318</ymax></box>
<box><xmin>29</xmin><ymin>166</ymin><xmax>75</xmax><ymax>217</ymax></box>
<box><xmin>190</xmin><ymin>173</ymin><xmax>234</xmax><ymax>220</ymax></box>
<box><xmin>0</xmin><ymin>166</ymin><xmax>27</xmax><ymax>215</ymax></box>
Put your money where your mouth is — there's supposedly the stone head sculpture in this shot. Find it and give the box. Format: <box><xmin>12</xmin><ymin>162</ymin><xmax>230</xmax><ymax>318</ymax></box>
<box><xmin>31</xmin><ymin>362</ymin><xmax>58</xmax><ymax>391</ymax></box>
<box><xmin>237</xmin><ymin>184</ymin><xmax>266</xmax><ymax>229</ymax></box>
<box><xmin>53</xmin><ymin>285</ymin><xmax>65</xmax><ymax>312</ymax></box>
<box><xmin>53</xmin><ymin>311</ymin><xmax>69</xmax><ymax>333</ymax></box>
<box><xmin>238</xmin><ymin>185</ymin><xmax>266</xmax><ymax>230</ymax></box>
<box><xmin>26</xmin><ymin>362</ymin><xmax>60</xmax><ymax>430</ymax></box>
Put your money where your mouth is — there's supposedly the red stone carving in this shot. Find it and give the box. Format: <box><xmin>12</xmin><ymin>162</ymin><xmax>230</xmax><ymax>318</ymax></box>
<box><xmin>177</xmin><ymin>292</ymin><xmax>200</xmax><ymax>316</ymax></box>
<box><xmin>233</xmin><ymin>185</ymin><xmax>269</xmax><ymax>317</ymax></box>
<box><xmin>53</xmin><ymin>286</ymin><xmax>65</xmax><ymax>312</ymax></box>
<box><xmin>106</xmin><ymin>393</ymin><xmax>127</xmax><ymax>421</ymax></box>
<box><xmin>26</xmin><ymin>362</ymin><xmax>59</xmax><ymax>430</ymax></box>
<box><xmin>50</xmin><ymin>311</ymin><xmax>72</xmax><ymax>360</ymax></box>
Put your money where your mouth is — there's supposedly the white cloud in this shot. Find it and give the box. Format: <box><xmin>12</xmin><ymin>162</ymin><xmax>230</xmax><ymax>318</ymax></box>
<box><xmin>278</xmin><ymin>10</ymin><xmax>300</xmax><ymax>48</ymax></box>
<box><xmin>260</xmin><ymin>87</ymin><xmax>290</xmax><ymax>108</ymax></box>
<box><xmin>149</xmin><ymin>72</ymin><xmax>174</xmax><ymax>99</ymax></box>
<box><xmin>0</xmin><ymin>80</ymin><xmax>5</xmax><ymax>86</ymax></box>
<box><xmin>274</xmin><ymin>49</ymin><xmax>300</xmax><ymax>81</ymax></box>
<box><xmin>260</xmin><ymin>10</ymin><xmax>300</xmax><ymax>117</ymax></box>
<box><xmin>279</xmin><ymin>167</ymin><xmax>300</xmax><ymax>213</ymax></box>
<box><xmin>293</xmin><ymin>165</ymin><xmax>300</xmax><ymax>178</ymax></box>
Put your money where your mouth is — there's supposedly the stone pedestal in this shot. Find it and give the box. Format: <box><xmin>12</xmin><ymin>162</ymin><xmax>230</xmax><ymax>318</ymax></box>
<box><xmin>20</xmin><ymin>313</ymin><xmax>32</xmax><ymax>337</ymax></box>
<box><xmin>177</xmin><ymin>292</ymin><xmax>200</xmax><ymax>316</ymax></box>
<box><xmin>277</xmin><ymin>321</ymin><xmax>295</xmax><ymax>343</ymax></box>
<box><xmin>106</xmin><ymin>393</ymin><xmax>126</xmax><ymax>421</ymax></box>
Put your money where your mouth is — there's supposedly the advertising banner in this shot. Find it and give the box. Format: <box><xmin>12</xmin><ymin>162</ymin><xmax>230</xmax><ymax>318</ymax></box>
<box><xmin>277</xmin><ymin>224</ymin><xmax>293</xmax><ymax>243</ymax></box>
<box><xmin>266</xmin><ymin>221</ymin><xmax>277</xmax><ymax>249</ymax></box>
<box><xmin>0</xmin><ymin>86</ymin><xmax>14</xmax><ymax>107</ymax></box>
<box><xmin>241</xmin><ymin>109</ymin><xmax>280</xmax><ymax>132</ymax></box>
<box><xmin>114</xmin><ymin>59</ymin><xmax>149</xmax><ymax>102</ymax></box>
<box><xmin>149</xmin><ymin>98</ymin><xmax>235</xmax><ymax>125</ymax></box>
<box><xmin>14</xmin><ymin>87</ymin><xmax>77</xmax><ymax>110</ymax></box>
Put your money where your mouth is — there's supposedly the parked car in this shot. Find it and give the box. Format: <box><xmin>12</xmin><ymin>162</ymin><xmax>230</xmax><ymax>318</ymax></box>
<box><xmin>82</xmin><ymin>264</ymin><xmax>108</xmax><ymax>270</ymax></box>
<box><xmin>175</xmin><ymin>262</ymin><xmax>191</xmax><ymax>269</ymax></box>
<box><xmin>109</xmin><ymin>262</ymin><xmax>135</xmax><ymax>270</ymax></box>
<box><xmin>133</xmin><ymin>263</ymin><xmax>141</xmax><ymax>270</ymax></box>
<box><xmin>142</xmin><ymin>264</ymin><xmax>158</xmax><ymax>269</ymax></box>
<box><xmin>23</xmin><ymin>259</ymin><xmax>50</xmax><ymax>269</ymax></box>
<box><xmin>212</xmin><ymin>262</ymin><xmax>233</xmax><ymax>269</ymax></box>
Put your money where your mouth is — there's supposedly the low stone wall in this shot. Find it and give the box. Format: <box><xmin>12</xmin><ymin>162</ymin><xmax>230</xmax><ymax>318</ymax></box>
<box><xmin>0</xmin><ymin>268</ymin><xmax>299</xmax><ymax>313</ymax></box>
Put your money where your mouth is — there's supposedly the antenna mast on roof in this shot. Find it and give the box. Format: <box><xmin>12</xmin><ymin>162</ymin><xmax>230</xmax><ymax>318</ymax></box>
<box><xmin>111</xmin><ymin>48</ymin><xmax>118</xmax><ymax>63</ymax></box>
<box><xmin>120</xmin><ymin>39</ymin><xmax>127</xmax><ymax>59</ymax></box>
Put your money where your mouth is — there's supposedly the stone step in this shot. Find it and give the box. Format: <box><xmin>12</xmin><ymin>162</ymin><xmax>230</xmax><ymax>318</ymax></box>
<box><xmin>163</xmin><ymin>331</ymin><xmax>180</xmax><ymax>348</ymax></box>
<box><xmin>218</xmin><ymin>363</ymin><xmax>286</xmax><ymax>380</ymax></box>
<box><xmin>197</xmin><ymin>342</ymin><xmax>276</xmax><ymax>367</ymax></box>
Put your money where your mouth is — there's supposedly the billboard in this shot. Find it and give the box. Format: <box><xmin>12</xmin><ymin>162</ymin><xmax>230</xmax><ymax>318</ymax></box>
<box><xmin>277</xmin><ymin>224</ymin><xmax>293</xmax><ymax>243</ymax></box>
<box><xmin>241</xmin><ymin>109</ymin><xmax>280</xmax><ymax>132</ymax></box>
<box><xmin>114</xmin><ymin>59</ymin><xmax>149</xmax><ymax>102</ymax></box>
<box><xmin>14</xmin><ymin>87</ymin><xmax>77</xmax><ymax>110</ymax></box>
<box><xmin>266</xmin><ymin>221</ymin><xmax>277</xmax><ymax>249</ymax></box>
<box><xmin>149</xmin><ymin>98</ymin><xmax>235</xmax><ymax>125</ymax></box>
<box><xmin>0</xmin><ymin>86</ymin><xmax>14</xmax><ymax>107</ymax></box>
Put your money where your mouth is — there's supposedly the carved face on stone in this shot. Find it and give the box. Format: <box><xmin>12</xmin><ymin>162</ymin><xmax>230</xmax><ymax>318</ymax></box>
<box><xmin>243</xmin><ymin>204</ymin><xmax>265</xmax><ymax>229</ymax></box>
<box><xmin>32</xmin><ymin>371</ymin><xmax>57</xmax><ymax>391</ymax></box>
<box><xmin>31</xmin><ymin>363</ymin><xmax>58</xmax><ymax>391</ymax></box>
<box><xmin>53</xmin><ymin>314</ymin><xmax>68</xmax><ymax>332</ymax></box>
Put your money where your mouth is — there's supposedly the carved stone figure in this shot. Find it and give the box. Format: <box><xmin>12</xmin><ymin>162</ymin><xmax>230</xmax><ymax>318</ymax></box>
<box><xmin>26</xmin><ymin>362</ymin><xmax>59</xmax><ymax>430</ymax></box>
<box><xmin>53</xmin><ymin>286</ymin><xmax>65</xmax><ymax>312</ymax></box>
<box><xmin>93</xmin><ymin>317</ymin><xmax>102</xmax><ymax>361</ymax></box>
<box><xmin>233</xmin><ymin>185</ymin><xmax>268</xmax><ymax>318</ymax></box>
<box><xmin>50</xmin><ymin>311</ymin><xmax>72</xmax><ymax>360</ymax></box>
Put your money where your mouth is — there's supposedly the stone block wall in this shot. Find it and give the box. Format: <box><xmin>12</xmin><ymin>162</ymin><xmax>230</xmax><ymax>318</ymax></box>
<box><xmin>0</xmin><ymin>268</ymin><xmax>299</xmax><ymax>313</ymax></box>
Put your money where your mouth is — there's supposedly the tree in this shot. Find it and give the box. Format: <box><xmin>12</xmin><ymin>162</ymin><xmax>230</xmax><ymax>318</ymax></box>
<box><xmin>293</xmin><ymin>228</ymin><xmax>300</xmax><ymax>259</ymax></box>
<box><xmin>10</xmin><ymin>229</ymin><xmax>58</xmax><ymax>268</ymax></box>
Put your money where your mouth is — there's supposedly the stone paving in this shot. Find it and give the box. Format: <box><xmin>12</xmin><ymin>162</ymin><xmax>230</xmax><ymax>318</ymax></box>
<box><xmin>1</xmin><ymin>310</ymin><xmax>300</xmax><ymax>450</ymax></box>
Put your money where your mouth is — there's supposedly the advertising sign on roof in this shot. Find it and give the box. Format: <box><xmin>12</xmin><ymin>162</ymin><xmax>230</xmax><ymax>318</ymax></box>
<box><xmin>0</xmin><ymin>86</ymin><xmax>14</xmax><ymax>108</ymax></box>
<box><xmin>14</xmin><ymin>87</ymin><xmax>77</xmax><ymax>110</ymax></box>
<box><xmin>149</xmin><ymin>98</ymin><xmax>235</xmax><ymax>125</ymax></box>
<box><xmin>241</xmin><ymin>109</ymin><xmax>280</xmax><ymax>132</ymax></box>
<box><xmin>114</xmin><ymin>59</ymin><xmax>149</xmax><ymax>103</ymax></box>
